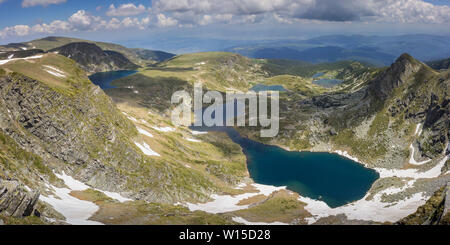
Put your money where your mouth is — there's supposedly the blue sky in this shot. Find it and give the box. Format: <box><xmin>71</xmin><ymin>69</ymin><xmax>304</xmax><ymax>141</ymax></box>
<box><xmin>0</xmin><ymin>0</ymin><xmax>449</xmax><ymax>51</ymax></box>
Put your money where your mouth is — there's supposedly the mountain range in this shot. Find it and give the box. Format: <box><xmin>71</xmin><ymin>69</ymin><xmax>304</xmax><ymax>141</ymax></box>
<box><xmin>0</xmin><ymin>36</ymin><xmax>448</xmax><ymax>225</ymax></box>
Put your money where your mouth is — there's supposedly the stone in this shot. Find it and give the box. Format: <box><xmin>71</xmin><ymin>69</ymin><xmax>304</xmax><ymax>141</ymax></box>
<box><xmin>0</xmin><ymin>180</ymin><xmax>40</xmax><ymax>218</ymax></box>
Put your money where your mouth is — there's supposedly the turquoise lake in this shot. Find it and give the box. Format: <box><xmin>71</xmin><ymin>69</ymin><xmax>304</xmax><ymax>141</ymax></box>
<box><xmin>91</xmin><ymin>71</ymin><xmax>379</xmax><ymax>208</ymax></box>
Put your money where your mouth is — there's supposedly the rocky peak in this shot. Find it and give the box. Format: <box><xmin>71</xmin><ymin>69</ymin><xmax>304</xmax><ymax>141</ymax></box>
<box><xmin>369</xmin><ymin>53</ymin><xmax>425</xmax><ymax>98</ymax></box>
<box><xmin>49</xmin><ymin>42</ymin><xmax>139</xmax><ymax>73</ymax></box>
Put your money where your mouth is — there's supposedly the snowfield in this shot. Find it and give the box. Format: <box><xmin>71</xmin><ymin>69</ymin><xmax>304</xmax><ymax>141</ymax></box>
<box><xmin>298</xmin><ymin>190</ymin><xmax>427</xmax><ymax>224</ymax></box>
<box><xmin>184</xmin><ymin>183</ymin><xmax>286</xmax><ymax>214</ymax></box>
<box><xmin>40</xmin><ymin>172</ymin><xmax>102</xmax><ymax>225</ymax></box>
<box><xmin>40</xmin><ymin>171</ymin><xmax>133</xmax><ymax>225</ymax></box>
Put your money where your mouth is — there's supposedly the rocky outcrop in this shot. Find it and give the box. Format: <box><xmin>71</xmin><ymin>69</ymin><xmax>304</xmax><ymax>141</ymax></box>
<box><xmin>0</xmin><ymin>180</ymin><xmax>39</xmax><ymax>218</ymax></box>
<box><xmin>441</xmin><ymin>182</ymin><xmax>450</xmax><ymax>225</ymax></box>
<box><xmin>131</xmin><ymin>48</ymin><xmax>175</xmax><ymax>62</ymax></box>
<box><xmin>369</xmin><ymin>53</ymin><xmax>424</xmax><ymax>98</ymax></box>
<box><xmin>49</xmin><ymin>42</ymin><xmax>139</xmax><ymax>73</ymax></box>
<box><xmin>0</xmin><ymin>64</ymin><xmax>216</xmax><ymax>204</ymax></box>
<box><xmin>396</xmin><ymin>183</ymin><xmax>450</xmax><ymax>225</ymax></box>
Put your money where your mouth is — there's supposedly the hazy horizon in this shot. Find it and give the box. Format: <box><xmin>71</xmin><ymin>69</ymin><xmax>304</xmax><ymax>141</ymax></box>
<box><xmin>1</xmin><ymin>0</ymin><xmax>450</xmax><ymax>53</ymax></box>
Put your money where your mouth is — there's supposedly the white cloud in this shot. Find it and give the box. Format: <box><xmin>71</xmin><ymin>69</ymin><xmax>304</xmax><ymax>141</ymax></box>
<box><xmin>31</xmin><ymin>20</ymin><xmax>70</xmax><ymax>33</ymax></box>
<box><xmin>68</xmin><ymin>10</ymin><xmax>95</xmax><ymax>31</ymax></box>
<box><xmin>156</xmin><ymin>13</ymin><xmax>178</xmax><ymax>27</ymax></box>
<box><xmin>152</xmin><ymin>0</ymin><xmax>450</xmax><ymax>24</ymax></box>
<box><xmin>1</xmin><ymin>0</ymin><xmax>449</xmax><ymax>39</ymax></box>
<box><xmin>106</xmin><ymin>3</ymin><xmax>148</xmax><ymax>17</ymax></box>
<box><xmin>22</xmin><ymin>0</ymin><xmax>66</xmax><ymax>7</ymax></box>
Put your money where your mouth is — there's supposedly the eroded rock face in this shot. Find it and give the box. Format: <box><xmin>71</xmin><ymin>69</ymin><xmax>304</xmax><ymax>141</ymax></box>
<box><xmin>49</xmin><ymin>42</ymin><xmax>139</xmax><ymax>73</ymax></box>
<box><xmin>0</xmin><ymin>180</ymin><xmax>39</xmax><ymax>218</ymax></box>
<box><xmin>369</xmin><ymin>53</ymin><xmax>423</xmax><ymax>98</ymax></box>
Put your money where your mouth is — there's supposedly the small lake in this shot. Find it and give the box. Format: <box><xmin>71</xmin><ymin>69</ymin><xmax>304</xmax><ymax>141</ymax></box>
<box><xmin>89</xmin><ymin>70</ymin><xmax>138</xmax><ymax>89</ymax></box>
<box><xmin>312</xmin><ymin>72</ymin><xmax>325</xmax><ymax>78</ymax></box>
<box><xmin>313</xmin><ymin>78</ymin><xmax>343</xmax><ymax>88</ymax></box>
<box><xmin>250</xmin><ymin>84</ymin><xmax>287</xmax><ymax>92</ymax></box>
<box><xmin>91</xmin><ymin>71</ymin><xmax>379</xmax><ymax>208</ymax></box>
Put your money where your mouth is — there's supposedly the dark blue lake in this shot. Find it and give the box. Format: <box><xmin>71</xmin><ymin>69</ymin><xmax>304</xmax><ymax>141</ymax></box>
<box><xmin>89</xmin><ymin>70</ymin><xmax>138</xmax><ymax>89</ymax></box>
<box><xmin>191</xmin><ymin>125</ymin><xmax>379</xmax><ymax>208</ymax></box>
<box><xmin>90</xmin><ymin>71</ymin><xmax>379</xmax><ymax>208</ymax></box>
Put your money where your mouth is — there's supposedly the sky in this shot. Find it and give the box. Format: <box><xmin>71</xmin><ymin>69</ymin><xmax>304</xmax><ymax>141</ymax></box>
<box><xmin>0</xmin><ymin>0</ymin><xmax>449</xmax><ymax>52</ymax></box>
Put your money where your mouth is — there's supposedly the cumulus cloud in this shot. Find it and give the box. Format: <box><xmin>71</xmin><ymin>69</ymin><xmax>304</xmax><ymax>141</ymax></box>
<box><xmin>22</xmin><ymin>0</ymin><xmax>66</xmax><ymax>7</ymax></box>
<box><xmin>68</xmin><ymin>10</ymin><xmax>101</xmax><ymax>31</ymax></box>
<box><xmin>0</xmin><ymin>9</ymin><xmax>152</xmax><ymax>39</ymax></box>
<box><xmin>156</xmin><ymin>13</ymin><xmax>178</xmax><ymax>27</ymax></box>
<box><xmin>152</xmin><ymin>0</ymin><xmax>450</xmax><ymax>24</ymax></box>
<box><xmin>1</xmin><ymin>0</ymin><xmax>450</xmax><ymax>39</ymax></box>
<box><xmin>106</xmin><ymin>3</ymin><xmax>147</xmax><ymax>17</ymax></box>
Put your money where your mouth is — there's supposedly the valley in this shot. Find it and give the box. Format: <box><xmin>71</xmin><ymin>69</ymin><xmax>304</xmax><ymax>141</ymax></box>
<box><xmin>0</xmin><ymin>36</ymin><xmax>449</xmax><ymax>225</ymax></box>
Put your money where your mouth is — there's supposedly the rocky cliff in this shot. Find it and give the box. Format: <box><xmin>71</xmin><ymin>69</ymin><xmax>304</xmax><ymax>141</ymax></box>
<box><xmin>0</xmin><ymin>53</ymin><xmax>228</xmax><ymax>208</ymax></box>
<box><xmin>49</xmin><ymin>42</ymin><xmax>139</xmax><ymax>74</ymax></box>
<box><xmin>0</xmin><ymin>180</ymin><xmax>39</xmax><ymax>218</ymax></box>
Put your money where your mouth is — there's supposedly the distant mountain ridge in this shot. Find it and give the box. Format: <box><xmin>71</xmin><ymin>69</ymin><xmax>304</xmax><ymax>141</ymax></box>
<box><xmin>0</xmin><ymin>36</ymin><xmax>176</xmax><ymax>69</ymax></box>
<box><xmin>225</xmin><ymin>34</ymin><xmax>450</xmax><ymax>66</ymax></box>
<box><xmin>49</xmin><ymin>42</ymin><xmax>139</xmax><ymax>74</ymax></box>
<box><xmin>427</xmin><ymin>58</ymin><xmax>450</xmax><ymax>70</ymax></box>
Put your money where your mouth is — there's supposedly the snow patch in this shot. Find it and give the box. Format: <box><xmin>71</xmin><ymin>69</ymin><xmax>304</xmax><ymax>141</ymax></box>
<box><xmin>0</xmin><ymin>55</ymin><xmax>43</xmax><ymax>65</ymax></box>
<box><xmin>134</xmin><ymin>142</ymin><xmax>160</xmax><ymax>157</ymax></box>
<box><xmin>40</xmin><ymin>172</ymin><xmax>102</xmax><ymax>225</ymax></box>
<box><xmin>127</xmin><ymin>116</ymin><xmax>138</xmax><ymax>122</ymax></box>
<box><xmin>298</xmin><ymin>191</ymin><xmax>427</xmax><ymax>224</ymax></box>
<box><xmin>414</xmin><ymin>123</ymin><xmax>423</xmax><ymax>136</ymax></box>
<box><xmin>408</xmin><ymin>144</ymin><xmax>431</xmax><ymax>165</ymax></box>
<box><xmin>137</xmin><ymin>127</ymin><xmax>154</xmax><ymax>138</ymax></box>
<box><xmin>185</xmin><ymin>137</ymin><xmax>201</xmax><ymax>143</ymax></box>
<box><xmin>43</xmin><ymin>65</ymin><xmax>65</xmax><ymax>75</ymax></box>
<box><xmin>191</xmin><ymin>130</ymin><xmax>208</xmax><ymax>135</ymax></box>
<box><xmin>185</xmin><ymin>183</ymin><xmax>285</xmax><ymax>214</ymax></box>
<box><xmin>152</xmin><ymin>126</ymin><xmax>175</xmax><ymax>132</ymax></box>
<box><xmin>232</xmin><ymin>216</ymin><xmax>288</xmax><ymax>225</ymax></box>
<box><xmin>98</xmin><ymin>190</ymin><xmax>133</xmax><ymax>203</ymax></box>
<box><xmin>44</xmin><ymin>69</ymin><xmax>66</xmax><ymax>78</ymax></box>
<box><xmin>375</xmin><ymin>154</ymin><xmax>448</xmax><ymax>179</ymax></box>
